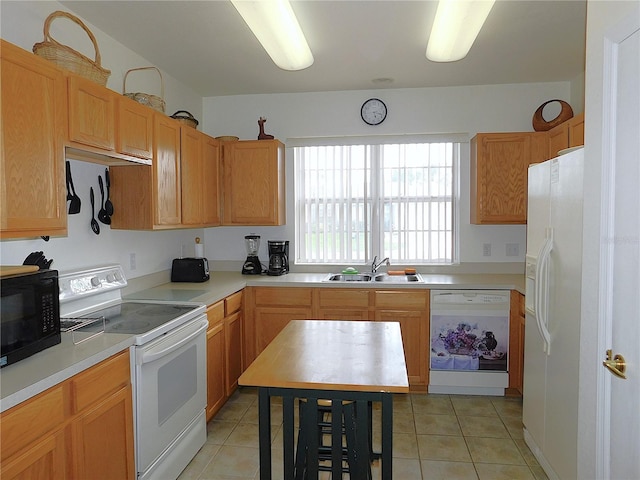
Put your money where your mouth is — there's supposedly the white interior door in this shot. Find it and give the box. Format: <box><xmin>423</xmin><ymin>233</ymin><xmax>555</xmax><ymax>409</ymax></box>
<box><xmin>598</xmin><ymin>8</ymin><xmax>640</xmax><ymax>479</ymax></box>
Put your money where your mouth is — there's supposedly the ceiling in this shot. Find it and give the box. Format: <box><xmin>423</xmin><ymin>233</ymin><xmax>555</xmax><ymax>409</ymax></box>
<box><xmin>60</xmin><ymin>0</ymin><xmax>587</xmax><ymax>98</ymax></box>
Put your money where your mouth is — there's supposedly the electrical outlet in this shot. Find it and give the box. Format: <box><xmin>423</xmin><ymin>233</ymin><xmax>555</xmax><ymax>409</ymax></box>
<box><xmin>129</xmin><ymin>253</ymin><xmax>136</xmax><ymax>270</ymax></box>
<box><xmin>483</xmin><ymin>243</ymin><xmax>491</xmax><ymax>257</ymax></box>
<box><xmin>506</xmin><ymin>243</ymin><xmax>520</xmax><ymax>257</ymax></box>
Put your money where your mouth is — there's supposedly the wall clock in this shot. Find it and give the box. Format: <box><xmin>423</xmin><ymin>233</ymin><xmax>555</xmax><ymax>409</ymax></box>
<box><xmin>361</xmin><ymin>98</ymin><xmax>387</xmax><ymax>125</ymax></box>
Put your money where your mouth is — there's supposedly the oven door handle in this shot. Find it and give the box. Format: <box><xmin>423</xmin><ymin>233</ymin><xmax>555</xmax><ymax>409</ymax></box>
<box><xmin>139</xmin><ymin>319</ymin><xmax>208</xmax><ymax>365</ymax></box>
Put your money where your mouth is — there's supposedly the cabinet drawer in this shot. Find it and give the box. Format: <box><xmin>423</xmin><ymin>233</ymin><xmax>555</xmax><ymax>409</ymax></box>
<box><xmin>71</xmin><ymin>350</ymin><xmax>130</xmax><ymax>413</ymax></box>
<box><xmin>225</xmin><ymin>291</ymin><xmax>243</xmax><ymax>315</ymax></box>
<box><xmin>317</xmin><ymin>289</ymin><xmax>371</xmax><ymax>308</ymax></box>
<box><xmin>374</xmin><ymin>290</ymin><xmax>428</xmax><ymax>309</ymax></box>
<box><xmin>1</xmin><ymin>385</ymin><xmax>65</xmax><ymax>461</ymax></box>
<box><xmin>207</xmin><ymin>300</ymin><xmax>224</xmax><ymax>328</ymax></box>
<box><xmin>254</xmin><ymin>287</ymin><xmax>312</xmax><ymax>307</ymax></box>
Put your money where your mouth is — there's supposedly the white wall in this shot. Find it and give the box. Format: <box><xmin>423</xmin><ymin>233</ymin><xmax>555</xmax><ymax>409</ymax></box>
<box><xmin>202</xmin><ymin>82</ymin><xmax>572</xmax><ymax>272</ymax></box>
<box><xmin>0</xmin><ymin>1</ymin><xmax>204</xmax><ymax>278</ymax></box>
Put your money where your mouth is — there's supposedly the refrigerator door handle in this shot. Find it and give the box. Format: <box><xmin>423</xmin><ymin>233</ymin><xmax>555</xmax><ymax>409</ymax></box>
<box><xmin>537</xmin><ymin>229</ymin><xmax>553</xmax><ymax>355</ymax></box>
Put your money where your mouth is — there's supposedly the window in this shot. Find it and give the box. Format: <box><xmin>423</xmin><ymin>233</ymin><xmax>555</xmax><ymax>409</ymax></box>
<box><xmin>293</xmin><ymin>135</ymin><xmax>459</xmax><ymax>265</ymax></box>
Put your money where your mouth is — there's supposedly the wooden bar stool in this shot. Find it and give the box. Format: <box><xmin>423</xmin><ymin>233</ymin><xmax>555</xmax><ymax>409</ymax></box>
<box><xmin>294</xmin><ymin>398</ymin><xmax>371</xmax><ymax>479</ymax></box>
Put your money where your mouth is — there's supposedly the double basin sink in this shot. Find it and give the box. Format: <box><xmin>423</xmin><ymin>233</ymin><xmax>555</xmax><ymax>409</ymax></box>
<box><xmin>324</xmin><ymin>272</ymin><xmax>424</xmax><ymax>283</ymax></box>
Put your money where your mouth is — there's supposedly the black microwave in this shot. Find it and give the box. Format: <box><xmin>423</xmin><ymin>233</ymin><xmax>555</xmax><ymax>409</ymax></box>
<box><xmin>1</xmin><ymin>269</ymin><xmax>60</xmax><ymax>368</ymax></box>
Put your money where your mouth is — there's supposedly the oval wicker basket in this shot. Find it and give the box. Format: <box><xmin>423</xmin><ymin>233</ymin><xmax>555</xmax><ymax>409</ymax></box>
<box><xmin>170</xmin><ymin>111</ymin><xmax>199</xmax><ymax>129</ymax></box>
<box><xmin>123</xmin><ymin>67</ymin><xmax>165</xmax><ymax>113</ymax></box>
<box><xmin>532</xmin><ymin>100</ymin><xmax>574</xmax><ymax>131</ymax></box>
<box><xmin>33</xmin><ymin>11</ymin><xmax>111</xmax><ymax>86</ymax></box>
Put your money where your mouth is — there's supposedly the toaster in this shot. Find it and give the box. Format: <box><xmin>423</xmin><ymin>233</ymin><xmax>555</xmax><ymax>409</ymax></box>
<box><xmin>171</xmin><ymin>258</ymin><xmax>210</xmax><ymax>283</ymax></box>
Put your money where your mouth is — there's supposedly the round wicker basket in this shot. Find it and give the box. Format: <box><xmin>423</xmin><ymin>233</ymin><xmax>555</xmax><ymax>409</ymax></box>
<box><xmin>170</xmin><ymin>111</ymin><xmax>199</xmax><ymax>129</ymax></box>
<box><xmin>123</xmin><ymin>67</ymin><xmax>165</xmax><ymax>113</ymax></box>
<box><xmin>532</xmin><ymin>100</ymin><xmax>574</xmax><ymax>131</ymax></box>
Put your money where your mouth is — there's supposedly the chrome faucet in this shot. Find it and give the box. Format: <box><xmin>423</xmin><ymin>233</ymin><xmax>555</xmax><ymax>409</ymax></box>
<box><xmin>371</xmin><ymin>256</ymin><xmax>390</xmax><ymax>273</ymax></box>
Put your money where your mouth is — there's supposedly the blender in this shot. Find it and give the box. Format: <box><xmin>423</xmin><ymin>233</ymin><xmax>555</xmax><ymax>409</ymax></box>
<box><xmin>242</xmin><ymin>234</ymin><xmax>262</xmax><ymax>275</ymax></box>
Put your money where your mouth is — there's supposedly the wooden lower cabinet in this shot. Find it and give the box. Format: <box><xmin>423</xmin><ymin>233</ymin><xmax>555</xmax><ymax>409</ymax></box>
<box><xmin>206</xmin><ymin>301</ymin><xmax>226</xmax><ymax>421</ymax></box>
<box><xmin>0</xmin><ymin>350</ymin><xmax>135</xmax><ymax>480</ymax></box>
<box><xmin>206</xmin><ymin>290</ymin><xmax>244</xmax><ymax>421</ymax></box>
<box><xmin>374</xmin><ymin>290</ymin><xmax>429</xmax><ymax>389</ymax></box>
<box><xmin>508</xmin><ymin>290</ymin><xmax>526</xmax><ymax>396</ymax></box>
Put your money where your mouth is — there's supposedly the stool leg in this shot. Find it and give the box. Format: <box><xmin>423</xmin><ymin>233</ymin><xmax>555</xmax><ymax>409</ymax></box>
<box><xmin>294</xmin><ymin>400</ymin><xmax>307</xmax><ymax>480</ymax></box>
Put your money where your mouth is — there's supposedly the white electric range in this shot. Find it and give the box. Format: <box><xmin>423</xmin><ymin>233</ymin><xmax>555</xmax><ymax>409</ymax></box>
<box><xmin>59</xmin><ymin>265</ymin><xmax>208</xmax><ymax>480</ymax></box>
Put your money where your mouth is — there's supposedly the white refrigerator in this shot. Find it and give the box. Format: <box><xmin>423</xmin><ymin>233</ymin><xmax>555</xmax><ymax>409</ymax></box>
<box><xmin>523</xmin><ymin>148</ymin><xmax>583</xmax><ymax>480</ymax></box>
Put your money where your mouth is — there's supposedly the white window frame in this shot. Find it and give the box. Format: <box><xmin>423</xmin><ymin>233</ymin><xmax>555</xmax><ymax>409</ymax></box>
<box><xmin>291</xmin><ymin>134</ymin><xmax>462</xmax><ymax>266</ymax></box>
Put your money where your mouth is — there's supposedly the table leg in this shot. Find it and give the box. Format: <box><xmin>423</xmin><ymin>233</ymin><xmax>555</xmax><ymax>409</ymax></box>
<box><xmin>283</xmin><ymin>396</ymin><xmax>295</xmax><ymax>479</ymax></box>
<box><xmin>258</xmin><ymin>388</ymin><xmax>272</xmax><ymax>480</ymax></box>
<box><xmin>381</xmin><ymin>393</ymin><xmax>393</xmax><ymax>480</ymax></box>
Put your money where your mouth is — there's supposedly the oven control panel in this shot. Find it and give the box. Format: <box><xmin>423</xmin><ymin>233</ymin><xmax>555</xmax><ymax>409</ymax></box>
<box><xmin>59</xmin><ymin>265</ymin><xmax>127</xmax><ymax>302</ymax></box>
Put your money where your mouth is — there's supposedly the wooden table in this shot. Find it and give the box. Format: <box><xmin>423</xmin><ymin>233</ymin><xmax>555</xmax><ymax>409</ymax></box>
<box><xmin>238</xmin><ymin>320</ymin><xmax>410</xmax><ymax>479</ymax></box>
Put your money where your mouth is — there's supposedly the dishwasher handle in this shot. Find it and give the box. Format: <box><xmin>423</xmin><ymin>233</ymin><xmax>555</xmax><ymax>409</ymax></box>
<box><xmin>139</xmin><ymin>318</ymin><xmax>208</xmax><ymax>365</ymax></box>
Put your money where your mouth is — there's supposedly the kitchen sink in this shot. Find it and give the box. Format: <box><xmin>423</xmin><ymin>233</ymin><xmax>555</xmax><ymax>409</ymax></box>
<box><xmin>373</xmin><ymin>273</ymin><xmax>423</xmax><ymax>283</ymax></box>
<box><xmin>324</xmin><ymin>273</ymin><xmax>424</xmax><ymax>283</ymax></box>
<box><xmin>325</xmin><ymin>273</ymin><xmax>373</xmax><ymax>282</ymax></box>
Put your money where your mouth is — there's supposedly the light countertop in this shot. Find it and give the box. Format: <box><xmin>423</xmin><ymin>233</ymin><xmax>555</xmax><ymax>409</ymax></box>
<box><xmin>0</xmin><ymin>332</ymin><xmax>134</xmax><ymax>412</ymax></box>
<box><xmin>126</xmin><ymin>271</ymin><xmax>525</xmax><ymax>306</ymax></box>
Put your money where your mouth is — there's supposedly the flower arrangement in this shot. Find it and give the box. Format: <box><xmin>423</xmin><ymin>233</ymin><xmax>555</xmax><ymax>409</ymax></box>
<box><xmin>440</xmin><ymin>322</ymin><xmax>479</xmax><ymax>356</ymax></box>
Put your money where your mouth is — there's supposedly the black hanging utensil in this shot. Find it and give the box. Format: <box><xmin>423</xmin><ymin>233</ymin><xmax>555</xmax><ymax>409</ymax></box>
<box><xmin>104</xmin><ymin>168</ymin><xmax>114</xmax><ymax>216</ymax></box>
<box><xmin>67</xmin><ymin>161</ymin><xmax>81</xmax><ymax>214</ymax></box>
<box><xmin>90</xmin><ymin>187</ymin><xmax>100</xmax><ymax>235</ymax></box>
<box><xmin>97</xmin><ymin>175</ymin><xmax>111</xmax><ymax>225</ymax></box>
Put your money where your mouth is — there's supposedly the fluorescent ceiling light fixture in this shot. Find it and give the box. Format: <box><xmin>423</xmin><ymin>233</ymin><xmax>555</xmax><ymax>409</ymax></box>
<box><xmin>231</xmin><ymin>0</ymin><xmax>314</xmax><ymax>71</ymax></box>
<box><xmin>426</xmin><ymin>0</ymin><xmax>495</xmax><ymax>62</ymax></box>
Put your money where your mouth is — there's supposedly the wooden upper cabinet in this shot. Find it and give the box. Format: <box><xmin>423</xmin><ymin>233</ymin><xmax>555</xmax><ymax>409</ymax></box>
<box><xmin>0</xmin><ymin>40</ymin><xmax>67</xmax><ymax>239</ymax></box>
<box><xmin>568</xmin><ymin>112</ymin><xmax>585</xmax><ymax>148</ymax></box>
<box><xmin>180</xmin><ymin>127</ymin><xmax>221</xmax><ymax>227</ymax></box>
<box><xmin>548</xmin><ymin>112</ymin><xmax>585</xmax><ymax>159</ymax></box>
<box><xmin>222</xmin><ymin>139</ymin><xmax>285</xmax><ymax>226</ymax></box>
<box><xmin>116</xmin><ymin>97</ymin><xmax>154</xmax><ymax>160</ymax></box>
<box><xmin>470</xmin><ymin>132</ymin><xmax>548</xmax><ymax>224</ymax></box>
<box><xmin>68</xmin><ymin>75</ymin><xmax>115</xmax><ymax>151</ymax></box>
<box><xmin>110</xmin><ymin>112</ymin><xmax>181</xmax><ymax>229</ymax></box>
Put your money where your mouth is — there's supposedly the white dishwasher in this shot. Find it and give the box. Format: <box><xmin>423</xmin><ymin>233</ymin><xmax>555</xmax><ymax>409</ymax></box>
<box><xmin>429</xmin><ymin>290</ymin><xmax>510</xmax><ymax>396</ymax></box>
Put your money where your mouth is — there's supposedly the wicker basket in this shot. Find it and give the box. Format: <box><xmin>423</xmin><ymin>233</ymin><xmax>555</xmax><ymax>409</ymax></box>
<box><xmin>33</xmin><ymin>11</ymin><xmax>111</xmax><ymax>86</ymax></box>
<box><xmin>170</xmin><ymin>111</ymin><xmax>199</xmax><ymax>129</ymax></box>
<box><xmin>123</xmin><ymin>67</ymin><xmax>166</xmax><ymax>113</ymax></box>
<box><xmin>532</xmin><ymin>99</ymin><xmax>574</xmax><ymax>131</ymax></box>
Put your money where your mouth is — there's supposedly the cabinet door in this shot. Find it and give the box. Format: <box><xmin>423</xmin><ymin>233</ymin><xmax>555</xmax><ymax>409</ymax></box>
<box><xmin>1</xmin><ymin>429</ymin><xmax>67</xmax><ymax>480</ymax></box>
<box><xmin>154</xmin><ymin>114</ymin><xmax>182</xmax><ymax>225</ymax></box>
<box><xmin>1</xmin><ymin>40</ymin><xmax>67</xmax><ymax>238</ymax></box>
<box><xmin>207</xmin><ymin>320</ymin><xmax>226</xmax><ymax>421</ymax></box>
<box><xmin>470</xmin><ymin>132</ymin><xmax>548</xmax><ymax>224</ymax></box>
<box><xmin>68</xmin><ymin>75</ymin><xmax>115</xmax><ymax>151</ymax></box>
<box><xmin>548</xmin><ymin>122</ymin><xmax>569</xmax><ymax>159</ymax></box>
<box><xmin>222</xmin><ymin>140</ymin><xmax>285</xmax><ymax>225</ymax></box>
<box><xmin>180</xmin><ymin>127</ymin><xmax>204</xmax><ymax>225</ymax></box>
<box><xmin>202</xmin><ymin>135</ymin><xmax>221</xmax><ymax>226</ymax></box>
<box><xmin>71</xmin><ymin>385</ymin><xmax>135</xmax><ymax>480</ymax></box>
<box><xmin>116</xmin><ymin>97</ymin><xmax>153</xmax><ymax>159</ymax></box>
<box><xmin>225</xmin><ymin>311</ymin><xmax>243</xmax><ymax>396</ymax></box>
<box><xmin>508</xmin><ymin>291</ymin><xmax>525</xmax><ymax>395</ymax></box>
<box><xmin>375</xmin><ymin>309</ymin><xmax>427</xmax><ymax>387</ymax></box>
<box><xmin>568</xmin><ymin>112</ymin><xmax>585</xmax><ymax>147</ymax></box>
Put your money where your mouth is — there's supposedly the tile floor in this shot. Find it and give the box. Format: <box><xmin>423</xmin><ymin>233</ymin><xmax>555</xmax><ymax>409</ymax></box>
<box><xmin>178</xmin><ymin>387</ymin><xmax>549</xmax><ymax>480</ymax></box>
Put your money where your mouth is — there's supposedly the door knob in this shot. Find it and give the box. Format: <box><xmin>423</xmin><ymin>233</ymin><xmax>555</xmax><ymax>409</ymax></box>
<box><xmin>603</xmin><ymin>349</ymin><xmax>627</xmax><ymax>379</ymax></box>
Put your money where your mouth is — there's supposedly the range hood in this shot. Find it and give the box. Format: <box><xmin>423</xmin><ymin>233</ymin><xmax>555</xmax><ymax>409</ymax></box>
<box><xmin>66</xmin><ymin>147</ymin><xmax>152</xmax><ymax>166</ymax></box>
